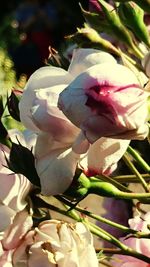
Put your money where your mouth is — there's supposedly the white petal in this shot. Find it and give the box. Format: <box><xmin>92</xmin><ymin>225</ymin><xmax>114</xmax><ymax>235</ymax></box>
<box><xmin>8</xmin><ymin>129</ymin><xmax>37</xmax><ymax>150</ymax></box>
<box><xmin>0</xmin><ymin>206</ymin><xmax>15</xmax><ymax>231</ymax></box>
<box><xmin>2</xmin><ymin>210</ymin><xmax>33</xmax><ymax>250</ymax></box>
<box><xmin>79</xmin><ymin>137</ymin><xmax>130</xmax><ymax>175</ymax></box>
<box><xmin>28</xmin><ymin>242</ymin><xmax>56</xmax><ymax>267</ymax></box>
<box><xmin>0</xmin><ymin>167</ymin><xmax>31</xmax><ymax>211</ymax></box>
<box><xmin>72</xmin><ymin>131</ymin><xmax>90</xmax><ymax>154</ymax></box>
<box><xmin>19</xmin><ymin>66</ymin><xmax>72</xmax><ymax>132</ymax></box>
<box><xmin>68</xmin><ymin>48</ymin><xmax>116</xmax><ymax>77</ymax></box>
<box><xmin>31</xmin><ymin>86</ymin><xmax>79</xmax><ymax>143</ymax></box>
<box><xmin>36</xmin><ymin>147</ymin><xmax>80</xmax><ymax>196</ymax></box>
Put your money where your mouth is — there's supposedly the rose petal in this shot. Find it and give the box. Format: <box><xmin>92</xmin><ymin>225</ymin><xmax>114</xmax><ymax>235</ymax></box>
<box><xmin>0</xmin><ymin>167</ymin><xmax>31</xmax><ymax>211</ymax></box>
<box><xmin>68</xmin><ymin>48</ymin><xmax>116</xmax><ymax>77</ymax></box>
<box><xmin>2</xmin><ymin>209</ymin><xmax>33</xmax><ymax>250</ymax></box>
<box><xmin>19</xmin><ymin>66</ymin><xmax>72</xmax><ymax>132</ymax></box>
<box><xmin>79</xmin><ymin>137</ymin><xmax>130</xmax><ymax>175</ymax></box>
<box><xmin>31</xmin><ymin>86</ymin><xmax>79</xmax><ymax>143</ymax></box>
<box><xmin>36</xmin><ymin>145</ymin><xmax>80</xmax><ymax>195</ymax></box>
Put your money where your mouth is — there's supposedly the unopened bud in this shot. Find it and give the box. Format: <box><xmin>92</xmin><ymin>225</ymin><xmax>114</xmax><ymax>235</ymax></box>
<box><xmin>118</xmin><ymin>2</ymin><xmax>150</xmax><ymax>47</ymax></box>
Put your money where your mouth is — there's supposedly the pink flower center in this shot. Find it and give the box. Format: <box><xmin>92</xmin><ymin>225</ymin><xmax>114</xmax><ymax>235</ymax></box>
<box><xmin>85</xmin><ymin>83</ymin><xmax>141</xmax><ymax>116</ymax></box>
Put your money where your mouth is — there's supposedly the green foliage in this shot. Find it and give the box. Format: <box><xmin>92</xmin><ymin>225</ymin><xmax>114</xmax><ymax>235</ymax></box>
<box><xmin>6</xmin><ymin>141</ymin><xmax>41</xmax><ymax>187</ymax></box>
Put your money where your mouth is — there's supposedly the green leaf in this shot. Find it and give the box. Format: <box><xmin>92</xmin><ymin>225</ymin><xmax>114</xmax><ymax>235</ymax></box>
<box><xmin>6</xmin><ymin>141</ymin><xmax>40</xmax><ymax>187</ymax></box>
<box><xmin>7</xmin><ymin>91</ymin><xmax>21</xmax><ymax>122</ymax></box>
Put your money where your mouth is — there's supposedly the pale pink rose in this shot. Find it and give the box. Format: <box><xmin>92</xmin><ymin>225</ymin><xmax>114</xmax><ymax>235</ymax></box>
<box><xmin>35</xmin><ymin>133</ymin><xmax>129</xmax><ymax>195</ymax></box>
<box><xmin>19</xmin><ymin>48</ymin><xmax>116</xmax><ymax>136</ymax></box>
<box><xmin>59</xmin><ymin>63</ymin><xmax>149</xmax><ymax>144</ymax></box>
<box><xmin>18</xmin><ymin>48</ymin><xmax>127</xmax><ymax>196</ymax></box>
<box><xmin>14</xmin><ymin>219</ymin><xmax>98</xmax><ymax>267</ymax></box>
<box><xmin>0</xmin><ymin>130</ymin><xmax>35</xmax><ymax>231</ymax></box>
<box><xmin>111</xmin><ymin>212</ymin><xmax>150</xmax><ymax>267</ymax></box>
<box><xmin>0</xmin><ymin>209</ymin><xmax>33</xmax><ymax>267</ymax></box>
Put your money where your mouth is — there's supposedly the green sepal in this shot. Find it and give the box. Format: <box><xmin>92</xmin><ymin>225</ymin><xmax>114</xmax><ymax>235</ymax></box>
<box><xmin>5</xmin><ymin>141</ymin><xmax>41</xmax><ymax>187</ymax></box>
<box><xmin>118</xmin><ymin>2</ymin><xmax>150</xmax><ymax>47</ymax></box>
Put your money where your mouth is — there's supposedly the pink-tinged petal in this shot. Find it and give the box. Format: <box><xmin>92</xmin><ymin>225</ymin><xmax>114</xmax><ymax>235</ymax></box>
<box><xmin>0</xmin><ymin>206</ymin><xmax>15</xmax><ymax>232</ymax></box>
<box><xmin>59</xmin><ymin>63</ymin><xmax>139</xmax><ymax>128</ymax></box>
<box><xmin>59</xmin><ymin>63</ymin><xmax>148</xmax><ymax>142</ymax></box>
<box><xmin>28</xmin><ymin>242</ymin><xmax>56</xmax><ymax>267</ymax></box>
<box><xmin>111</xmin><ymin>212</ymin><xmax>150</xmax><ymax>266</ymax></box>
<box><xmin>81</xmin><ymin>115</ymin><xmax>125</xmax><ymax>143</ymax></box>
<box><xmin>79</xmin><ymin>137</ymin><xmax>130</xmax><ymax>175</ymax></box>
<box><xmin>0</xmin><ymin>167</ymin><xmax>31</xmax><ymax>211</ymax></box>
<box><xmin>68</xmin><ymin>48</ymin><xmax>116</xmax><ymax>77</ymax></box>
<box><xmin>19</xmin><ymin>66</ymin><xmax>72</xmax><ymax>132</ymax></box>
<box><xmin>35</xmin><ymin>220</ymin><xmax>61</xmax><ymax>244</ymax></box>
<box><xmin>128</xmin><ymin>213</ymin><xmax>150</xmax><ymax>232</ymax></box>
<box><xmin>31</xmin><ymin>86</ymin><xmax>79</xmax><ymax>143</ymax></box>
<box><xmin>31</xmin><ymin>220</ymin><xmax>99</xmax><ymax>267</ymax></box>
<box><xmin>36</xmin><ymin>146</ymin><xmax>80</xmax><ymax>196</ymax></box>
<box><xmin>0</xmin><ymin>249</ymin><xmax>13</xmax><ymax>267</ymax></box>
<box><xmin>89</xmin><ymin>0</ymin><xmax>101</xmax><ymax>12</ymax></box>
<box><xmin>13</xmin><ymin>230</ymin><xmax>34</xmax><ymax>266</ymax></box>
<box><xmin>2</xmin><ymin>209</ymin><xmax>33</xmax><ymax>250</ymax></box>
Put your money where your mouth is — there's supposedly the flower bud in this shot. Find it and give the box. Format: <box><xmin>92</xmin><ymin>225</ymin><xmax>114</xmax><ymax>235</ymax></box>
<box><xmin>15</xmin><ymin>220</ymin><xmax>99</xmax><ymax>267</ymax></box>
<box><xmin>59</xmin><ymin>62</ymin><xmax>149</xmax><ymax>144</ymax></box>
<box><xmin>118</xmin><ymin>1</ymin><xmax>150</xmax><ymax>47</ymax></box>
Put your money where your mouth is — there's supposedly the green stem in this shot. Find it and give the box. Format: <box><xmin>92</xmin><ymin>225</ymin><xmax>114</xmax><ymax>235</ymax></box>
<box><xmin>123</xmin><ymin>153</ymin><xmax>149</xmax><ymax>192</ymax></box>
<box><xmin>38</xmin><ymin>195</ymin><xmax>150</xmax><ymax>263</ymax></box>
<box><xmin>117</xmin><ymin>191</ymin><xmax>150</xmax><ymax>201</ymax></box>
<box><xmin>86</xmin><ymin>222</ymin><xmax>150</xmax><ymax>264</ymax></box>
<box><xmin>119</xmin><ymin>51</ymin><xmax>137</xmax><ymax>65</ymax></box>
<box><xmin>86</xmin><ymin>221</ymin><xmax>120</xmax><ymax>244</ymax></box>
<box><xmin>67</xmin><ymin>202</ymin><xmax>136</xmax><ymax>234</ymax></box>
<box><xmin>95</xmin><ymin>175</ymin><xmax>131</xmax><ymax>192</ymax></box>
<box><xmin>127</xmin><ymin>146</ymin><xmax>150</xmax><ymax>173</ymax></box>
<box><xmin>85</xmin><ymin>178</ymin><xmax>150</xmax><ymax>202</ymax></box>
<box><xmin>130</xmin><ymin>43</ymin><xmax>144</xmax><ymax>59</ymax></box>
<box><xmin>62</xmin><ymin>204</ymin><xmax>81</xmax><ymax>221</ymax></box>
<box><xmin>114</xmin><ymin>174</ymin><xmax>150</xmax><ymax>183</ymax></box>
<box><xmin>32</xmin><ymin>195</ymin><xmax>80</xmax><ymax>221</ymax></box>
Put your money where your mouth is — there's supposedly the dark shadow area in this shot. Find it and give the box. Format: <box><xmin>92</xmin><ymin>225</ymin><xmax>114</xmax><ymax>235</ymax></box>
<box><xmin>0</xmin><ymin>0</ymin><xmax>88</xmax><ymax>79</ymax></box>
